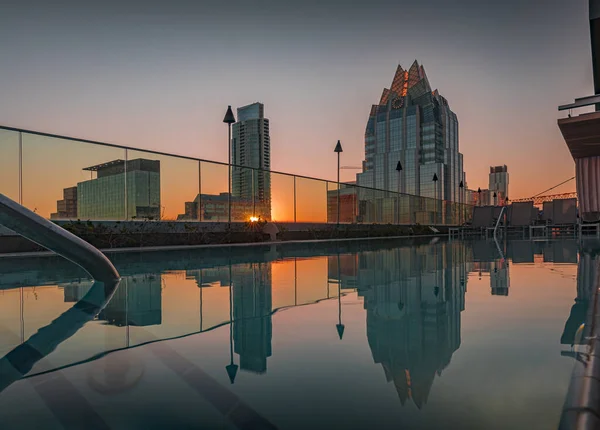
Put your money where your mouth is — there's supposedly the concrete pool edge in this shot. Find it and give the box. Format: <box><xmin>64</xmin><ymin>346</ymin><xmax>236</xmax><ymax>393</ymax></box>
<box><xmin>0</xmin><ymin>232</ymin><xmax>446</xmax><ymax>259</ymax></box>
<box><xmin>559</xmin><ymin>251</ymin><xmax>600</xmax><ymax>430</ymax></box>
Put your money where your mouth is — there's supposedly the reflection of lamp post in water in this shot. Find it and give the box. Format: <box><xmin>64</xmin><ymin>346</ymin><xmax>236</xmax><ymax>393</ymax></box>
<box><xmin>225</xmin><ymin>264</ymin><xmax>238</xmax><ymax>384</ymax></box>
<box><xmin>459</xmin><ymin>180</ymin><xmax>464</xmax><ymax>225</ymax></box>
<box><xmin>335</xmin><ymin>253</ymin><xmax>345</xmax><ymax>340</ymax></box>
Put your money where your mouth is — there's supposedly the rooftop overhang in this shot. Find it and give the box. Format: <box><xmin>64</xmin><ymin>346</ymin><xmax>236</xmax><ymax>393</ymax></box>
<box><xmin>558</xmin><ymin>111</ymin><xmax>600</xmax><ymax>159</ymax></box>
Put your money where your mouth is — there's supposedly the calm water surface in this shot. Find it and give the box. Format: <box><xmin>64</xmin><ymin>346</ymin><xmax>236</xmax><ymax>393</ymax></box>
<box><xmin>0</xmin><ymin>239</ymin><xmax>593</xmax><ymax>429</ymax></box>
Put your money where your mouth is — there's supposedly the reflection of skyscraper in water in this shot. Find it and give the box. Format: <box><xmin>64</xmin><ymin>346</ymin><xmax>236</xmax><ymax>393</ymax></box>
<box><xmin>490</xmin><ymin>260</ymin><xmax>509</xmax><ymax>296</ymax></box>
<box><xmin>356</xmin><ymin>243</ymin><xmax>466</xmax><ymax>408</ymax></box>
<box><xmin>98</xmin><ymin>275</ymin><xmax>162</xmax><ymax>327</ymax></box>
<box><xmin>232</xmin><ymin>263</ymin><xmax>272</xmax><ymax>374</ymax></box>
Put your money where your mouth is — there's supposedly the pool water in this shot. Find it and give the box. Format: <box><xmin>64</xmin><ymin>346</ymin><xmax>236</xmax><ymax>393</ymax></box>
<box><xmin>0</xmin><ymin>239</ymin><xmax>593</xmax><ymax>429</ymax></box>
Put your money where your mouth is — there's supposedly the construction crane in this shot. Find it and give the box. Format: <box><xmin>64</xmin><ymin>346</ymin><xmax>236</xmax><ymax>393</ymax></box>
<box><xmin>340</xmin><ymin>166</ymin><xmax>362</xmax><ymax>170</ymax></box>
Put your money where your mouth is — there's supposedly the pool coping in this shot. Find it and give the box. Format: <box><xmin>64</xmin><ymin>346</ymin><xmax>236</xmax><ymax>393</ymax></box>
<box><xmin>0</xmin><ymin>233</ymin><xmax>445</xmax><ymax>259</ymax></box>
<box><xmin>559</xmin><ymin>253</ymin><xmax>600</xmax><ymax>430</ymax></box>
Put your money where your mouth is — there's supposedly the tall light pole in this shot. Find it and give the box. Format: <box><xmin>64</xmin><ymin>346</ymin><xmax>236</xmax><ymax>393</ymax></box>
<box><xmin>334</xmin><ymin>140</ymin><xmax>343</xmax><ymax>225</ymax></box>
<box><xmin>433</xmin><ymin>173</ymin><xmax>438</xmax><ymax>224</ymax></box>
<box><xmin>223</xmin><ymin>106</ymin><xmax>236</xmax><ymax>224</ymax></box>
<box><xmin>396</xmin><ymin>161</ymin><xmax>402</xmax><ymax>224</ymax></box>
<box><xmin>477</xmin><ymin>187</ymin><xmax>482</xmax><ymax>207</ymax></box>
<box><xmin>459</xmin><ymin>180</ymin><xmax>464</xmax><ymax>225</ymax></box>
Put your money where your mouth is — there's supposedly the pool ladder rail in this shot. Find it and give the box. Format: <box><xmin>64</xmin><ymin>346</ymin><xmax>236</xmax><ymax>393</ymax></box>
<box><xmin>0</xmin><ymin>193</ymin><xmax>120</xmax><ymax>283</ymax></box>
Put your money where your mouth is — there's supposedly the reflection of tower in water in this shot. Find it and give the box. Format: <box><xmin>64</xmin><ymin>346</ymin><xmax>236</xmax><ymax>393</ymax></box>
<box><xmin>232</xmin><ymin>263</ymin><xmax>273</xmax><ymax>374</ymax></box>
<box><xmin>356</xmin><ymin>243</ymin><xmax>466</xmax><ymax>408</ymax></box>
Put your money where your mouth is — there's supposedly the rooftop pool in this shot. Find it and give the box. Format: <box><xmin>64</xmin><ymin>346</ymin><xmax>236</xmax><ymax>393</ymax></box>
<box><xmin>0</xmin><ymin>238</ymin><xmax>595</xmax><ymax>429</ymax></box>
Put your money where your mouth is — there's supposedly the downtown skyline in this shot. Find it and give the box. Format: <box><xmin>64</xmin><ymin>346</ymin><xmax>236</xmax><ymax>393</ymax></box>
<box><xmin>0</xmin><ymin>0</ymin><xmax>593</xmax><ymax>199</ymax></box>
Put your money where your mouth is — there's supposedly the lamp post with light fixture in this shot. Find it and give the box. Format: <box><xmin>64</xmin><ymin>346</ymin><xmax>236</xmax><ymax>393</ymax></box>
<box><xmin>223</xmin><ymin>106</ymin><xmax>236</xmax><ymax>224</ymax></box>
<box><xmin>433</xmin><ymin>173</ymin><xmax>438</xmax><ymax>224</ymax></box>
<box><xmin>334</xmin><ymin>141</ymin><xmax>343</xmax><ymax>225</ymax></box>
<box><xmin>396</xmin><ymin>161</ymin><xmax>402</xmax><ymax>224</ymax></box>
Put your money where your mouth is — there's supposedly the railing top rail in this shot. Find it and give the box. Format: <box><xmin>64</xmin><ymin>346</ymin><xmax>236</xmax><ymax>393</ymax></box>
<box><xmin>558</xmin><ymin>94</ymin><xmax>600</xmax><ymax>111</ymax></box>
<box><xmin>0</xmin><ymin>124</ymin><xmax>474</xmax><ymax>206</ymax></box>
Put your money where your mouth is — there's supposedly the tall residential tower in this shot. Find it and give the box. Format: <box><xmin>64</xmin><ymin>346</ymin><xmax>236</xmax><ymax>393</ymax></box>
<box><xmin>231</xmin><ymin>102</ymin><xmax>271</xmax><ymax>220</ymax></box>
<box><xmin>357</xmin><ymin>61</ymin><xmax>466</xmax><ymax>203</ymax></box>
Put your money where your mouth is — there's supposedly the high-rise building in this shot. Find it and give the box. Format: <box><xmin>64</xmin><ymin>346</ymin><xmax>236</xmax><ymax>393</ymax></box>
<box><xmin>357</xmin><ymin>61</ymin><xmax>466</xmax><ymax>204</ymax></box>
<box><xmin>51</xmin><ymin>186</ymin><xmax>78</xmax><ymax>219</ymax></box>
<box><xmin>488</xmin><ymin>165</ymin><xmax>509</xmax><ymax>203</ymax></box>
<box><xmin>231</xmin><ymin>102</ymin><xmax>271</xmax><ymax>220</ymax></box>
<box><xmin>77</xmin><ymin>159</ymin><xmax>161</xmax><ymax>220</ymax></box>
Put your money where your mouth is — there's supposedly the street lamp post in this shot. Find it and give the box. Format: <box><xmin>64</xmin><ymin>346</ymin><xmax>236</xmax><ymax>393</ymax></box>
<box><xmin>459</xmin><ymin>180</ymin><xmax>464</xmax><ymax>226</ymax></box>
<box><xmin>433</xmin><ymin>173</ymin><xmax>438</xmax><ymax>224</ymax></box>
<box><xmin>334</xmin><ymin>140</ymin><xmax>343</xmax><ymax>225</ymax></box>
<box><xmin>223</xmin><ymin>106</ymin><xmax>236</xmax><ymax>225</ymax></box>
<box><xmin>396</xmin><ymin>161</ymin><xmax>402</xmax><ymax>224</ymax></box>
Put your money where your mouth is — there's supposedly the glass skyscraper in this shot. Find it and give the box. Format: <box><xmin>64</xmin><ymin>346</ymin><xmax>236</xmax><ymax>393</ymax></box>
<box><xmin>231</xmin><ymin>102</ymin><xmax>271</xmax><ymax>220</ymax></box>
<box><xmin>357</xmin><ymin>61</ymin><xmax>466</xmax><ymax>203</ymax></box>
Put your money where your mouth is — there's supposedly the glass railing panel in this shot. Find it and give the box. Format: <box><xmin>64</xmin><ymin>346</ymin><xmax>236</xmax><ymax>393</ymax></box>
<box><xmin>126</xmin><ymin>150</ymin><xmax>198</xmax><ymax>221</ymax></box>
<box><xmin>21</xmin><ymin>133</ymin><xmax>127</xmax><ymax>220</ymax></box>
<box><xmin>341</xmin><ymin>183</ymin><xmax>358</xmax><ymax>223</ymax></box>
<box><xmin>326</xmin><ymin>182</ymin><xmax>339</xmax><ymax>223</ymax></box>
<box><xmin>0</xmin><ymin>129</ymin><xmax>20</xmax><ymax>202</ymax></box>
<box><xmin>199</xmin><ymin>161</ymin><xmax>229</xmax><ymax>222</ymax></box>
<box><xmin>399</xmin><ymin>193</ymin><xmax>411</xmax><ymax>224</ymax></box>
<box><xmin>381</xmin><ymin>191</ymin><xmax>394</xmax><ymax>224</ymax></box>
<box><xmin>357</xmin><ymin>187</ymin><xmax>373</xmax><ymax>224</ymax></box>
<box><xmin>270</xmin><ymin>172</ymin><xmax>294</xmax><ymax>223</ymax></box>
<box><xmin>295</xmin><ymin>177</ymin><xmax>327</xmax><ymax>223</ymax></box>
<box><xmin>230</xmin><ymin>166</ymin><xmax>260</xmax><ymax>222</ymax></box>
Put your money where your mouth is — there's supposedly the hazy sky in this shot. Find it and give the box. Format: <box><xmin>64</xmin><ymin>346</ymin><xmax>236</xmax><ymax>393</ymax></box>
<box><xmin>0</xmin><ymin>0</ymin><xmax>593</xmax><ymax>198</ymax></box>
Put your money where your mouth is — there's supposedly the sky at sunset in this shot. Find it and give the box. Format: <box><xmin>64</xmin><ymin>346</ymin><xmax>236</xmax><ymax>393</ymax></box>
<box><xmin>0</xmin><ymin>0</ymin><xmax>594</xmax><ymax>199</ymax></box>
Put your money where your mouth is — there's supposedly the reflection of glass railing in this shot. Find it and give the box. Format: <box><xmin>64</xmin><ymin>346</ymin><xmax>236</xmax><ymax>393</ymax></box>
<box><xmin>0</xmin><ymin>239</ymin><xmax>588</xmax><ymax>404</ymax></box>
<box><xmin>0</xmin><ymin>125</ymin><xmax>474</xmax><ymax>225</ymax></box>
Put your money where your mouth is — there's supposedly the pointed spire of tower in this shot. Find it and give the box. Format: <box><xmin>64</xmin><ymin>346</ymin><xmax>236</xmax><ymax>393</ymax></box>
<box><xmin>390</xmin><ymin>64</ymin><xmax>407</xmax><ymax>98</ymax></box>
<box><xmin>407</xmin><ymin>60</ymin><xmax>421</xmax><ymax>88</ymax></box>
<box><xmin>380</xmin><ymin>88</ymin><xmax>391</xmax><ymax>105</ymax></box>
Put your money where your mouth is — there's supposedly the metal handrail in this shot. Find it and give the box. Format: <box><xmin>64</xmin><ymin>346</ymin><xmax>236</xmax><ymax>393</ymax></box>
<box><xmin>0</xmin><ymin>193</ymin><xmax>120</xmax><ymax>283</ymax></box>
<box><xmin>493</xmin><ymin>206</ymin><xmax>506</xmax><ymax>240</ymax></box>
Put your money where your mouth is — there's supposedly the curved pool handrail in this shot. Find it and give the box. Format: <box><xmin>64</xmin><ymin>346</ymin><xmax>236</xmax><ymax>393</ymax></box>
<box><xmin>0</xmin><ymin>279</ymin><xmax>120</xmax><ymax>393</ymax></box>
<box><xmin>0</xmin><ymin>193</ymin><xmax>119</xmax><ymax>283</ymax></box>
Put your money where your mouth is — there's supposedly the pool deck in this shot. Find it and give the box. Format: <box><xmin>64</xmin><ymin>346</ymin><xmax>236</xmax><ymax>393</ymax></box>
<box><xmin>559</xmin><ymin>249</ymin><xmax>600</xmax><ymax>430</ymax></box>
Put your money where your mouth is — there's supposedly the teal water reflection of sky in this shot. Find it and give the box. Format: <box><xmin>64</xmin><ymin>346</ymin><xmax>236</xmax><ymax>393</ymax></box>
<box><xmin>0</xmin><ymin>239</ymin><xmax>592</xmax><ymax>429</ymax></box>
